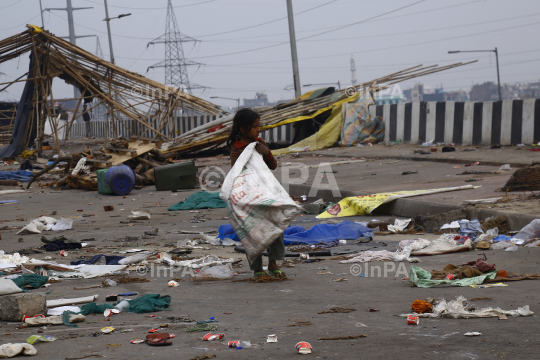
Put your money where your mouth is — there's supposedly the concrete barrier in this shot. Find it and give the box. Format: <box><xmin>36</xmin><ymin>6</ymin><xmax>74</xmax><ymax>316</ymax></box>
<box><xmin>372</xmin><ymin>99</ymin><xmax>540</xmax><ymax>145</ymax></box>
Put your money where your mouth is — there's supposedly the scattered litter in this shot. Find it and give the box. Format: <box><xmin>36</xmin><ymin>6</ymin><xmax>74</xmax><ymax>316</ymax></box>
<box><xmin>101</xmin><ymin>326</ymin><xmax>115</xmax><ymax>334</ymax></box>
<box><xmin>129</xmin><ymin>211</ymin><xmax>151</xmax><ymax>220</ymax></box>
<box><xmin>318</xmin><ymin>307</ymin><xmax>356</xmax><ymax>314</ymax></box>
<box><xmin>464</xmin><ymin>332</ymin><xmax>482</xmax><ymax>336</ymax></box>
<box><xmin>202</xmin><ymin>333</ymin><xmax>224</xmax><ymax>341</ymax></box>
<box><xmin>318</xmin><ymin>335</ymin><xmax>367</xmax><ymax>340</ymax></box>
<box><xmin>267</xmin><ymin>334</ymin><xmax>278</xmax><ymax>343</ymax></box>
<box><xmin>26</xmin><ymin>335</ymin><xmax>56</xmax><ymax>344</ymax></box>
<box><xmin>295</xmin><ymin>341</ymin><xmax>312</xmax><ymax>354</ymax></box>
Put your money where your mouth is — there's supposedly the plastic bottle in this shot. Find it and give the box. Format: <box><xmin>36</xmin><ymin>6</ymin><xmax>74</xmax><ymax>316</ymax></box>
<box><xmin>239</xmin><ymin>341</ymin><xmax>251</xmax><ymax>349</ymax></box>
<box><xmin>114</xmin><ymin>300</ymin><xmax>130</xmax><ymax>312</ymax></box>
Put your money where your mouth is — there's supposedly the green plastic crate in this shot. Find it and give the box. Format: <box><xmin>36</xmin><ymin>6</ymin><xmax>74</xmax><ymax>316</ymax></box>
<box><xmin>97</xmin><ymin>168</ymin><xmax>114</xmax><ymax>195</ymax></box>
<box><xmin>154</xmin><ymin>160</ymin><xmax>198</xmax><ymax>191</ymax></box>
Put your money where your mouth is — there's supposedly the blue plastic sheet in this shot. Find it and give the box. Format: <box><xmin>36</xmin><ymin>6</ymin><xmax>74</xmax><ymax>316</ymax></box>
<box><xmin>0</xmin><ymin>170</ymin><xmax>33</xmax><ymax>182</ymax></box>
<box><xmin>217</xmin><ymin>221</ymin><xmax>373</xmax><ymax>245</ymax></box>
<box><xmin>494</xmin><ymin>234</ymin><xmax>514</xmax><ymax>242</ymax></box>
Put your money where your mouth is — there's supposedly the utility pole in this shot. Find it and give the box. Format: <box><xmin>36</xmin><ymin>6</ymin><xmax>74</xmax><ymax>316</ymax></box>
<box><xmin>286</xmin><ymin>0</ymin><xmax>301</xmax><ymax>99</ymax></box>
<box><xmin>103</xmin><ymin>0</ymin><xmax>131</xmax><ymax>146</ymax></box>
<box><xmin>39</xmin><ymin>0</ymin><xmax>45</xmax><ymax>28</ymax></box>
<box><xmin>45</xmin><ymin>1</ymin><xmax>93</xmax><ymax>98</ymax></box>
<box><xmin>448</xmin><ymin>48</ymin><xmax>502</xmax><ymax>101</ymax></box>
<box><xmin>494</xmin><ymin>47</ymin><xmax>502</xmax><ymax>101</ymax></box>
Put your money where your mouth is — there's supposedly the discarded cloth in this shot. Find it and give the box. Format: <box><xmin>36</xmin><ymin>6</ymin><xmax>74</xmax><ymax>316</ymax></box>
<box><xmin>459</xmin><ymin>219</ymin><xmax>483</xmax><ymax>240</ymax></box>
<box><xmin>11</xmin><ymin>274</ymin><xmax>49</xmax><ymax>290</ymax></box>
<box><xmin>408</xmin><ymin>265</ymin><xmax>496</xmax><ymax>288</ymax></box>
<box><xmin>461</xmin><ymin>258</ymin><xmax>496</xmax><ymax>273</ymax></box>
<box><xmin>431</xmin><ymin>263</ymin><xmax>540</xmax><ymax>283</ymax></box>
<box><xmin>388</xmin><ymin>219</ymin><xmax>412</xmax><ymax>233</ymax></box>
<box><xmin>283</xmin><ymin>221</ymin><xmax>373</xmax><ymax>245</ymax></box>
<box><xmin>402</xmin><ymin>235</ymin><xmax>472</xmax><ymax>256</ymax></box>
<box><xmin>0</xmin><ymin>343</ymin><xmax>37</xmax><ymax>358</ymax></box>
<box><xmin>123</xmin><ymin>294</ymin><xmax>171</xmax><ymax>313</ymax></box>
<box><xmin>217</xmin><ymin>221</ymin><xmax>373</xmax><ymax>245</ymax></box>
<box><xmin>40</xmin><ymin>235</ymin><xmax>78</xmax><ymax>244</ymax></box>
<box><xmin>79</xmin><ymin>303</ymin><xmax>114</xmax><ymax>315</ymax></box>
<box><xmin>339</xmin><ymin>96</ymin><xmax>382</xmax><ymax>146</ymax></box>
<box><xmin>401</xmin><ymin>296</ymin><xmax>533</xmax><ymax>319</ymax></box>
<box><xmin>70</xmin><ymin>255</ymin><xmax>125</xmax><ymax>266</ymax></box>
<box><xmin>43</xmin><ymin>240</ymin><xmax>82</xmax><ymax>251</ymax></box>
<box><xmin>23</xmin><ymin>313</ymin><xmax>85</xmax><ymax>327</ymax></box>
<box><xmin>168</xmin><ymin>191</ymin><xmax>226</xmax><ymax>211</ymax></box>
<box><xmin>411</xmin><ymin>299</ymin><xmax>433</xmax><ymax>314</ymax></box>
<box><xmin>0</xmin><ymin>170</ymin><xmax>33</xmax><ymax>182</ymax></box>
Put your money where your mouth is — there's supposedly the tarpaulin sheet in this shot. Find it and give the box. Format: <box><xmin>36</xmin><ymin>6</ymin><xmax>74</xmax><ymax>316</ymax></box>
<box><xmin>317</xmin><ymin>185</ymin><xmax>476</xmax><ymax>218</ymax></box>
<box><xmin>0</xmin><ymin>170</ymin><xmax>33</xmax><ymax>182</ymax></box>
<box><xmin>218</xmin><ymin>221</ymin><xmax>372</xmax><ymax>245</ymax></box>
<box><xmin>0</xmin><ymin>51</ymin><xmax>37</xmax><ymax>158</ymax></box>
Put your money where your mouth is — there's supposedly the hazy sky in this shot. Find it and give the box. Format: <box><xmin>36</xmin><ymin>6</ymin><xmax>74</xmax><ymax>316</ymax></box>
<box><xmin>0</xmin><ymin>0</ymin><xmax>539</xmax><ymax>107</ymax></box>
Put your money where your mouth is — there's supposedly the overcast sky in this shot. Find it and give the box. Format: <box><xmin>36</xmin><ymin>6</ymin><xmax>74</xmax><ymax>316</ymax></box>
<box><xmin>0</xmin><ymin>0</ymin><xmax>539</xmax><ymax>106</ymax></box>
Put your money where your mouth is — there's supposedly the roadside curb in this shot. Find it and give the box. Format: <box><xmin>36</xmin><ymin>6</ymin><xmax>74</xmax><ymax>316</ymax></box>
<box><xmin>309</xmin><ymin>151</ymin><xmax>532</xmax><ymax>168</ymax></box>
<box><xmin>286</xmin><ymin>183</ymin><xmax>538</xmax><ymax>231</ymax></box>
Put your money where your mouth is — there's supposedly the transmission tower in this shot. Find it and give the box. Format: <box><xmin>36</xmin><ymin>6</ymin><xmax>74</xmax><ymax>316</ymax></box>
<box><xmin>147</xmin><ymin>0</ymin><xmax>207</xmax><ymax>95</ymax></box>
<box><xmin>95</xmin><ymin>37</ymin><xmax>104</xmax><ymax>59</ymax></box>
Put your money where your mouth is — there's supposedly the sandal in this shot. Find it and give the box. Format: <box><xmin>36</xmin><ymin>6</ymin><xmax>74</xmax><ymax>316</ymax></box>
<box><xmin>268</xmin><ymin>270</ymin><xmax>287</xmax><ymax>278</ymax></box>
<box><xmin>253</xmin><ymin>271</ymin><xmax>267</xmax><ymax>278</ymax></box>
<box><xmin>145</xmin><ymin>333</ymin><xmax>172</xmax><ymax>346</ymax></box>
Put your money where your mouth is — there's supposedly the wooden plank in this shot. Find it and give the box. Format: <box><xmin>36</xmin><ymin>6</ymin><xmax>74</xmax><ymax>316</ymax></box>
<box><xmin>106</xmin><ymin>146</ymin><xmax>138</xmax><ymax>157</ymax></box>
<box><xmin>108</xmin><ymin>140</ymin><xmax>156</xmax><ymax>166</ymax></box>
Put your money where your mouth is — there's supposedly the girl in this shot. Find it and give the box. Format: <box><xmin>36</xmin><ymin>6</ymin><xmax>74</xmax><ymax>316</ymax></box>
<box><xmin>227</xmin><ymin>108</ymin><xmax>286</xmax><ymax>278</ymax></box>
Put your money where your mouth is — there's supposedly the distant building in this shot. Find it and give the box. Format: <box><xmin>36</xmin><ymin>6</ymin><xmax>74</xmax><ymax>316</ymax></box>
<box><xmin>403</xmin><ymin>83</ymin><xmax>425</xmax><ymax>102</ymax></box>
<box><xmin>243</xmin><ymin>92</ymin><xmax>269</xmax><ymax>107</ymax></box>
<box><xmin>470</xmin><ymin>82</ymin><xmax>499</xmax><ymax>101</ymax></box>
<box><xmin>376</xmin><ymin>94</ymin><xmax>405</xmax><ymax>105</ymax></box>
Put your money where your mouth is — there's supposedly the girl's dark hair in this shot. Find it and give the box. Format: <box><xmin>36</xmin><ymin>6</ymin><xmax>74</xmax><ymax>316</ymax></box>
<box><xmin>226</xmin><ymin>108</ymin><xmax>260</xmax><ymax>147</ymax></box>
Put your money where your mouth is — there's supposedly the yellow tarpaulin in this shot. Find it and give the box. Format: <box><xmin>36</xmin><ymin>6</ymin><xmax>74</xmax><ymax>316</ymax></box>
<box><xmin>317</xmin><ymin>185</ymin><xmax>476</xmax><ymax>218</ymax></box>
<box><xmin>273</xmin><ymin>104</ymin><xmax>343</xmax><ymax>156</ymax></box>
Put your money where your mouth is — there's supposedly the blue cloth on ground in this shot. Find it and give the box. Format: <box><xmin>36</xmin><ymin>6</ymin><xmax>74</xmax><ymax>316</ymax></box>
<box><xmin>0</xmin><ymin>170</ymin><xmax>33</xmax><ymax>182</ymax></box>
<box><xmin>70</xmin><ymin>255</ymin><xmax>125</xmax><ymax>265</ymax></box>
<box><xmin>217</xmin><ymin>221</ymin><xmax>373</xmax><ymax>245</ymax></box>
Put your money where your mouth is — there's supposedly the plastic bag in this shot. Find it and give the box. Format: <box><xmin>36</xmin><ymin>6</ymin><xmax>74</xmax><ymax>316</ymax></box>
<box><xmin>51</xmin><ymin>217</ymin><xmax>73</xmax><ymax>231</ymax></box>
<box><xmin>499</xmin><ymin>164</ymin><xmax>512</xmax><ymax>171</ymax></box>
<box><xmin>190</xmin><ymin>263</ymin><xmax>235</xmax><ymax>281</ymax></box>
<box><xmin>505</xmin><ymin>244</ymin><xmax>518</xmax><ymax>252</ymax></box>
<box><xmin>491</xmin><ymin>241</ymin><xmax>513</xmax><ymax>250</ymax></box>
<box><xmin>129</xmin><ymin>211</ymin><xmax>151</xmax><ymax>220</ymax></box>
<box><xmin>513</xmin><ymin>219</ymin><xmax>540</xmax><ymax>245</ymax></box>
<box><xmin>220</xmin><ymin>142</ymin><xmax>303</xmax><ymax>261</ymax></box>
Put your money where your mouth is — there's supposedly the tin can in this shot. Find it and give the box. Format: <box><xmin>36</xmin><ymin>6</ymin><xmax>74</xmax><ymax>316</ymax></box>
<box><xmin>407</xmin><ymin>315</ymin><xmax>419</xmax><ymax>325</ymax></box>
<box><xmin>228</xmin><ymin>341</ymin><xmax>240</xmax><ymax>348</ymax></box>
<box><xmin>295</xmin><ymin>341</ymin><xmax>312</xmax><ymax>354</ymax></box>
<box><xmin>445</xmin><ymin>274</ymin><xmax>455</xmax><ymax>280</ymax></box>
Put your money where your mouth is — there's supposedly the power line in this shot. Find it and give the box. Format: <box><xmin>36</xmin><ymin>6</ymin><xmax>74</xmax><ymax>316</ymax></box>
<box><xmin>0</xmin><ymin>0</ymin><xmax>21</xmax><ymax>10</ymax></box>
<box><xmin>81</xmin><ymin>0</ymin><xmax>217</xmax><ymax>10</ymax></box>
<box><xmin>195</xmin><ymin>0</ymin><xmax>338</xmax><ymax>38</ymax></box>
<box><xmin>203</xmin><ymin>12</ymin><xmax>540</xmax><ymax>44</ymax></box>
<box><xmin>180</xmin><ymin>0</ymin><xmax>428</xmax><ymax>60</ymax></box>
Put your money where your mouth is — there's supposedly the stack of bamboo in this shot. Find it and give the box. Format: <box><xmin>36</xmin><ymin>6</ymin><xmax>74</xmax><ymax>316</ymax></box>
<box><xmin>160</xmin><ymin>61</ymin><xmax>476</xmax><ymax>154</ymax></box>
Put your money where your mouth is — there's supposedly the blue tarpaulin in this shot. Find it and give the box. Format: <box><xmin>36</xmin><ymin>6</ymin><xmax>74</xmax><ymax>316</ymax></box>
<box><xmin>0</xmin><ymin>170</ymin><xmax>33</xmax><ymax>182</ymax></box>
<box><xmin>217</xmin><ymin>221</ymin><xmax>373</xmax><ymax>245</ymax></box>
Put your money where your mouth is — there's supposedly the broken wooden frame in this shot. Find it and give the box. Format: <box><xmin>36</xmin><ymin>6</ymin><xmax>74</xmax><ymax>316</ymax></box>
<box><xmin>0</xmin><ymin>26</ymin><xmax>227</xmax><ymax>155</ymax></box>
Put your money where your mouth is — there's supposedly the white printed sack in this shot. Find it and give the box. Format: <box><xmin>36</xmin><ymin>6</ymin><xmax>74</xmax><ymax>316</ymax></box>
<box><xmin>220</xmin><ymin>142</ymin><xmax>303</xmax><ymax>261</ymax></box>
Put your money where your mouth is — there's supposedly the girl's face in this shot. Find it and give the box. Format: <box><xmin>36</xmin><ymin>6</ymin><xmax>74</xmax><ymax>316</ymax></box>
<box><xmin>241</xmin><ymin>117</ymin><xmax>260</xmax><ymax>141</ymax></box>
